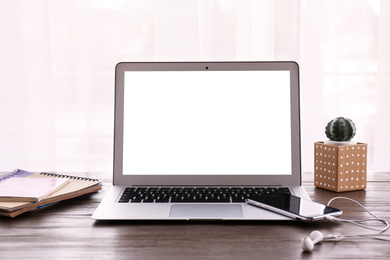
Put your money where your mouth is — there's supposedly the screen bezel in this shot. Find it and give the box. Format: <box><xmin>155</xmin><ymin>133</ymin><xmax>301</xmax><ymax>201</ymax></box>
<box><xmin>113</xmin><ymin>62</ymin><xmax>301</xmax><ymax>186</ymax></box>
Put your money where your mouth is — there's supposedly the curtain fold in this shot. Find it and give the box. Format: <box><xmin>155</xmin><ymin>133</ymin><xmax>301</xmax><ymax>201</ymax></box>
<box><xmin>374</xmin><ymin>0</ymin><xmax>390</xmax><ymax>171</ymax></box>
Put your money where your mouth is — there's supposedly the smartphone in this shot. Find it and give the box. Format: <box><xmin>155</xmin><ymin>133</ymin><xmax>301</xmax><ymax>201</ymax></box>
<box><xmin>246</xmin><ymin>194</ymin><xmax>342</xmax><ymax>221</ymax></box>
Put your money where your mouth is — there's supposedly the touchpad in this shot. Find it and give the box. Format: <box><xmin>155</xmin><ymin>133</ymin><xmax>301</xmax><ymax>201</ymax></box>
<box><xmin>170</xmin><ymin>204</ymin><xmax>243</xmax><ymax>218</ymax></box>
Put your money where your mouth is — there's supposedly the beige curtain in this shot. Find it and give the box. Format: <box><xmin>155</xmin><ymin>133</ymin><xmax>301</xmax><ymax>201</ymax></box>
<box><xmin>0</xmin><ymin>0</ymin><xmax>388</xmax><ymax>173</ymax></box>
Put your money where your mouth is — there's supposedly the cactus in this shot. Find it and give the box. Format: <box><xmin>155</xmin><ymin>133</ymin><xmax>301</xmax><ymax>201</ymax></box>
<box><xmin>325</xmin><ymin>117</ymin><xmax>356</xmax><ymax>142</ymax></box>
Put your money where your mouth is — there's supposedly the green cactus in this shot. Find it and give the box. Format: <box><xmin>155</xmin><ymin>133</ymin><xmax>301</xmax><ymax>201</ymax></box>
<box><xmin>325</xmin><ymin>117</ymin><xmax>356</xmax><ymax>141</ymax></box>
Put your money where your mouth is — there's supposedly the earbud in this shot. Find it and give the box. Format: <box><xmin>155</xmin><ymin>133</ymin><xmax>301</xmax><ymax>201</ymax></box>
<box><xmin>300</xmin><ymin>197</ymin><xmax>390</xmax><ymax>253</ymax></box>
<box><xmin>301</xmin><ymin>230</ymin><xmax>324</xmax><ymax>252</ymax></box>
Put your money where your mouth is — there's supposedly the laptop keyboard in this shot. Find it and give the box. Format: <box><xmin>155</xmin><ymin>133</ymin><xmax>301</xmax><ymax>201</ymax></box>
<box><xmin>118</xmin><ymin>187</ymin><xmax>291</xmax><ymax>203</ymax></box>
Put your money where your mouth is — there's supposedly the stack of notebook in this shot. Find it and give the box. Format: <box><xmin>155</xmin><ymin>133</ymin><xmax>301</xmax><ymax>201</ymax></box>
<box><xmin>0</xmin><ymin>169</ymin><xmax>102</xmax><ymax>218</ymax></box>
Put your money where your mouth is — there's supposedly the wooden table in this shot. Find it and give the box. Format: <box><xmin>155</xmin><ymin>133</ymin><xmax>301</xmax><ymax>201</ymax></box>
<box><xmin>1</xmin><ymin>172</ymin><xmax>390</xmax><ymax>259</ymax></box>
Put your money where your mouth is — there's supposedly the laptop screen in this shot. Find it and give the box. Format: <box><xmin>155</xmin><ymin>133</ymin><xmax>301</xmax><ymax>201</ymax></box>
<box><xmin>114</xmin><ymin>62</ymin><xmax>301</xmax><ymax>186</ymax></box>
<box><xmin>123</xmin><ymin>71</ymin><xmax>291</xmax><ymax>175</ymax></box>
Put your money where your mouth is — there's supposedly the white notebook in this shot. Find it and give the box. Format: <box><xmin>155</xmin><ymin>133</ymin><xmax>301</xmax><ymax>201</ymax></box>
<box><xmin>0</xmin><ymin>177</ymin><xmax>69</xmax><ymax>202</ymax></box>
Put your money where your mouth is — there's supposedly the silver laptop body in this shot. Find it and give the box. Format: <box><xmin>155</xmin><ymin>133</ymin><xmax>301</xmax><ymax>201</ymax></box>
<box><xmin>92</xmin><ymin>61</ymin><xmax>310</xmax><ymax>220</ymax></box>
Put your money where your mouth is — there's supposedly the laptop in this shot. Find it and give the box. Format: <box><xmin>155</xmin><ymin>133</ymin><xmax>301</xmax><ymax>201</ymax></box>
<box><xmin>92</xmin><ymin>61</ymin><xmax>310</xmax><ymax>220</ymax></box>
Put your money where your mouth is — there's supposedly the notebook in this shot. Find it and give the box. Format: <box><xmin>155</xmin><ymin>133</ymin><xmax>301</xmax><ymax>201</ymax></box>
<box><xmin>0</xmin><ymin>169</ymin><xmax>102</xmax><ymax>218</ymax></box>
<box><xmin>0</xmin><ymin>177</ymin><xmax>69</xmax><ymax>202</ymax></box>
<box><xmin>92</xmin><ymin>61</ymin><xmax>310</xmax><ymax>220</ymax></box>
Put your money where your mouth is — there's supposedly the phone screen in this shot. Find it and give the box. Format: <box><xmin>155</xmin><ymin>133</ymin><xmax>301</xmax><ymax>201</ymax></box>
<box><xmin>248</xmin><ymin>194</ymin><xmax>342</xmax><ymax>220</ymax></box>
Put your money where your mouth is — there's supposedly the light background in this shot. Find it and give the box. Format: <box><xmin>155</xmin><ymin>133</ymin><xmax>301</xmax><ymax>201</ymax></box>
<box><xmin>0</xmin><ymin>0</ymin><xmax>389</xmax><ymax>174</ymax></box>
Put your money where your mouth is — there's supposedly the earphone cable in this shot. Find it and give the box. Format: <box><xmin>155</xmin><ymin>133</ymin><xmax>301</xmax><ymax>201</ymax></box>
<box><xmin>326</xmin><ymin>196</ymin><xmax>390</xmax><ymax>233</ymax></box>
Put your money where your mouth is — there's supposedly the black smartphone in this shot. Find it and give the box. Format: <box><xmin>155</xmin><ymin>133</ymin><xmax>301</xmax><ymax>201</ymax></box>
<box><xmin>246</xmin><ymin>194</ymin><xmax>342</xmax><ymax>221</ymax></box>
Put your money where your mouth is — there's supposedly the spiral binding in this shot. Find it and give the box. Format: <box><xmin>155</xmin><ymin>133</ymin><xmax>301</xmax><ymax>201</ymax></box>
<box><xmin>40</xmin><ymin>172</ymin><xmax>100</xmax><ymax>182</ymax></box>
<box><xmin>0</xmin><ymin>169</ymin><xmax>24</xmax><ymax>181</ymax></box>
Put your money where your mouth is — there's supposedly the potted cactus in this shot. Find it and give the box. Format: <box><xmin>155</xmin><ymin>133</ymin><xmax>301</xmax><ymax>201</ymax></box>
<box><xmin>324</xmin><ymin>117</ymin><xmax>357</xmax><ymax>145</ymax></box>
<box><xmin>314</xmin><ymin>117</ymin><xmax>367</xmax><ymax>192</ymax></box>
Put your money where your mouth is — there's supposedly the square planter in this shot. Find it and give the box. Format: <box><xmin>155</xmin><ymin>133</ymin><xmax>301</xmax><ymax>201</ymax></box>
<box><xmin>314</xmin><ymin>141</ymin><xmax>367</xmax><ymax>192</ymax></box>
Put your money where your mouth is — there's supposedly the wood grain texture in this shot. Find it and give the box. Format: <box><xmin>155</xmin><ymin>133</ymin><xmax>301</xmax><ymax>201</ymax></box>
<box><xmin>1</xmin><ymin>172</ymin><xmax>390</xmax><ymax>259</ymax></box>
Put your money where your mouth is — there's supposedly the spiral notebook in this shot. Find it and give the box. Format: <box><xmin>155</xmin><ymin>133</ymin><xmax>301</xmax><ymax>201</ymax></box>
<box><xmin>0</xmin><ymin>169</ymin><xmax>102</xmax><ymax>218</ymax></box>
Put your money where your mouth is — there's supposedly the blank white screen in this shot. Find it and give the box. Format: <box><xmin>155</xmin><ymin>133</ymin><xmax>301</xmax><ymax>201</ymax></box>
<box><xmin>123</xmin><ymin>71</ymin><xmax>291</xmax><ymax>175</ymax></box>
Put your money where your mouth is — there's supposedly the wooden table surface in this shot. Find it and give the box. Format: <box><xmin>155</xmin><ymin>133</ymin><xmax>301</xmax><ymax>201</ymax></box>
<box><xmin>1</xmin><ymin>172</ymin><xmax>390</xmax><ymax>259</ymax></box>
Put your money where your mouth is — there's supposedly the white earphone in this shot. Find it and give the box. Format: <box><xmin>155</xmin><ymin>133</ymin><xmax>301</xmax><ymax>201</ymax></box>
<box><xmin>300</xmin><ymin>197</ymin><xmax>390</xmax><ymax>252</ymax></box>
<box><xmin>301</xmin><ymin>230</ymin><xmax>325</xmax><ymax>252</ymax></box>
<box><xmin>301</xmin><ymin>229</ymin><xmax>390</xmax><ymax>252</ymax></box>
